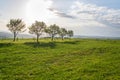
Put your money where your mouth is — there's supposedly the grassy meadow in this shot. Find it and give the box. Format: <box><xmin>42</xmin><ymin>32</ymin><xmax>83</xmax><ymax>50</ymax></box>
<box><xmin>0</xmin><ymin>38</ymin><xmax>120</xmax><ymax>80</ymax></box>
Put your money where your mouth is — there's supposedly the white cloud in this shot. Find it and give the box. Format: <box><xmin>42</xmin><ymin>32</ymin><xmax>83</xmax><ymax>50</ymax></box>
<box><xmin>69</xmin><ymin>1</ymin><xmax>120</xmax><ymax>28</ymax></box>
<box><xmin>48</xmin><ymin>1</ymin><xmax>120</xmax><ymax>36</ymax></box>
<box><xmin>0</xmin><ymin>0</ymin><xmax>120</xmax><ymax>37</ymax></box>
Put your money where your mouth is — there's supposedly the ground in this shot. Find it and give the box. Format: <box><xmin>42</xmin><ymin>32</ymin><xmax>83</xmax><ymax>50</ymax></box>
<box><xmin>0</xmin><ymin>38</ymin><xmax>120</xmax><ymax>80</ymax></box>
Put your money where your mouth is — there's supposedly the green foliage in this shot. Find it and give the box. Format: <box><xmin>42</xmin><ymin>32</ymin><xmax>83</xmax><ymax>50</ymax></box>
<box><xmin>29</xmin><ymin>21</ymin><xmax>46</xmax><ymax>43</ymax></box>
<box><xmin>6</xmin><ymin>19</ymin><xmax>74</xmax><ymax>42</ymax></box>
<box><xmin>59</xmin><ymin>28</ymin><xmax>67</xmax><ymax>40</ymax></box>
<box><xmin>67</xmin><ymin>30</ymin><xmax>73</xmax><ymax>38</ymax></box>
<box><xmin>6</xmin><ymin>19</ymin><xmax>26</xmax><ymax>41</ymax></box>
<box><xmin>29</xmin><ymin>21</ymin><xmax>46</xmax><ymax>35</ymax></box>
<box><xmin>0</xmin><ymin>39</ymin><xmax>120</xmax><ymax>80</ymax></box>
<box><xmin>45</xmin><ymin>24</ymin><xmax>60</xmax><ymax>41</ymax></box>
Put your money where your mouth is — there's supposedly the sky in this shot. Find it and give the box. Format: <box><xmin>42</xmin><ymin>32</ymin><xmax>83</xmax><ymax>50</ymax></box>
<box><xmin>0</xmin><ymin>0</ymin><xmax>120</xmax><ymax>37</ymax></box>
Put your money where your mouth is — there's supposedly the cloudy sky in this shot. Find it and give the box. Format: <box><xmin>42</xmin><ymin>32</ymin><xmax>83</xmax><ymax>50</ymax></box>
<box><xmin>0</xmin><ymin>0</ymin><xmax>120</xmax><ymax>37</ymax></box>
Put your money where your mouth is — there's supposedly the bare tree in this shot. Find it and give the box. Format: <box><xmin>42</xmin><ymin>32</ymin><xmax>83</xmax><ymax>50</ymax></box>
<box><xmin>45</xmin><ymin>24</ymin><xmax>59</xmax><ymax>41</ymax></box>
<box><xmin>6</xmin><ymin>19</ymin><xmax>26</xmax><ymax>41</ymax></box>
<box><xmin>29</xmin><ymin>21</ymin><xmax>46</xmax><ymax>43</ymax></box>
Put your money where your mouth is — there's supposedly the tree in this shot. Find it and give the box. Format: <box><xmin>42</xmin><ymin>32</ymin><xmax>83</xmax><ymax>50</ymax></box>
<box><xmin>67</xmin><ymin>30</ymin><xmax>74</xmax><ymax>38</ymax></box>
<box><xmin>29</xmin><ymin>21</ymin><xmax>46</xmax><ymax>43</ymax></box>
<box><xmin>7</xmin><ymin>19</ymin><xmax>26</xmax><ymax>41</ymax></box>
<box><xmin>59</xmin><ymin>28</ymin><xmax>67</xmax><ymax>40</ymax></box>
<box><xmin>45</xmin><ymin>24</ymin><xmax>59</xmax><ymax>41</ymax></box>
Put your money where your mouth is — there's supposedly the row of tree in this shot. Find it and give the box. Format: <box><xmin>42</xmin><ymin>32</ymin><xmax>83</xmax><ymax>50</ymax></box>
<box><xmin>7</xmin><ymin>19</ymin><xmax>74</xmax><ymax>43</ymax></box>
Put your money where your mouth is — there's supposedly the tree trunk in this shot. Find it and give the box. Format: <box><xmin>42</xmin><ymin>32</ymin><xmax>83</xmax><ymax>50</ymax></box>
<box><xmin>13</xmin><ymin>32</ymin><xmax>16</xmax><ymax>42</ymax></box>
<box><xmin>37</xmin><ymin>34</ymin><xmax>39</xmax><ymax>43</ymax></box>
<box><xmin>51</xmin><ymin>35</ymin><xmax>54</xmax><ymax>41</ymax></box>
<box><xmin>62</xmin><ymin>36</ymin><xmax>64</xmax><ymax>40</ymax></box>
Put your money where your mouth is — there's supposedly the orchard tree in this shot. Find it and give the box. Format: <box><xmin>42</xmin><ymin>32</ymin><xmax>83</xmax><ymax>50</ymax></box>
<box><xmin>29</xmin><ymin>21</ymin><xmax>46</xmax><ymax>43</ymax></box>
<box><xmin>67</xmin><ymin>30</ymin><xmax>74</xmax><ymax>38</ymax></box>
<box><xmin>45</xmin><ymin>24</ymin><xmax>59</xmax><ymax>41</ymax></box>
<box><xmin>59</xmin><ymin>28</ymin><xmax>67</xmax><ymax>40</ymax></box>
<box><xmin>7</xmin><ymin>19</ymin><xmax>26</xmax><ymax>41</ymax></box>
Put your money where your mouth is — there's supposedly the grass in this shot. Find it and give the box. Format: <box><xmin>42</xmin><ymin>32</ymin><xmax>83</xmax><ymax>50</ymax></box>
<box><xmin>0</xmin><ymin>38</ymin><xmax>120</xmax><ymax>80</ymax></box>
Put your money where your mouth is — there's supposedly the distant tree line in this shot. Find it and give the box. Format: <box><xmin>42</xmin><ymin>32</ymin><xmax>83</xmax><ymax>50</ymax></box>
<box><xmin>7</xmin><ymin>19</ymin><xmax>74</xmax><ymax>43</ymax></box>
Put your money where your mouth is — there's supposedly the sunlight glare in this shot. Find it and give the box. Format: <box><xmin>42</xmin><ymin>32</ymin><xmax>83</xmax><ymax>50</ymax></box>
<box><xmin>26</xmin><ymin>0</ymin><xmax>55</xmax><ymax>24</ymax></box>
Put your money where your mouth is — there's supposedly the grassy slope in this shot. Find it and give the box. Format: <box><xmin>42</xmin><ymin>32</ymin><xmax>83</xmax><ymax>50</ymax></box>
<box><xmin>0</xmin><ymin>39</ymin><xmax>120</xmax><ymax>80</ymax></box>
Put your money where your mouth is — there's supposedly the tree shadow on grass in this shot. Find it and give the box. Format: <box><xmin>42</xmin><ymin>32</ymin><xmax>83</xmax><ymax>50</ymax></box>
<box><xmin>24</xmin><ymin>42</ymin><xmax>56</xmax><ymax>48</ymax></box>
<box><xmin>0</xmin><ymin>43</ymin><xmax>14</xmax><ymax>48</ymax></box>
<box><xmin>57</xmin><ymin>40</ymin><xmax>79</xmax><ymax>44</ymax></box>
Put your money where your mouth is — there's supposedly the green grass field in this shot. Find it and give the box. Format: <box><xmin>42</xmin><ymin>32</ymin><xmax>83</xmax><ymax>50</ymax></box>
<box><xmin>0</xmin><ymin>39</ymin><xmax>120</xmax><ymax>80</ymax></box>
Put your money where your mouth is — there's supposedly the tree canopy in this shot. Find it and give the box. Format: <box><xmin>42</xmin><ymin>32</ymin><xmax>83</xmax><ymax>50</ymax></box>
<box><xmin>29</xmin><ymin>21</ymin><xmax>46</xmax><ymax>43</ymax></box>
<box><xmin>59</xmin><ymin>28</ymin><xmax>67</xmax><ymax>40</ymax></box>
<box><xmin>45</xmin><ymin>24</ymin><xmax>60</xmax><ymax>41</ymax></box>
<box><xmin>6</xmin><ymin>19</ymin><xmax>26</xmax><ymax>41</ymax></box>
<box><xmin>67</xmin><ymin>30</ymin><xmax>74</xmax><ymax>38</ymax></box>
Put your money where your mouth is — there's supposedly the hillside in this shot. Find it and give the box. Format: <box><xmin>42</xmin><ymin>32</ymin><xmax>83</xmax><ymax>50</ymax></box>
<box><xmin>0</xmin><ymin>32</ymin><xmax>35</xmax><ymax>38</ymax></box>
<box><xmin>0</xmin><ymin>39</ymin><xmax>120</xmax><ymax>80</ymax></box>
